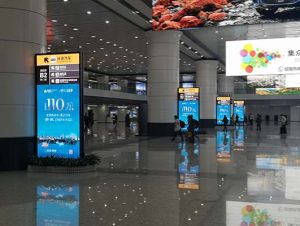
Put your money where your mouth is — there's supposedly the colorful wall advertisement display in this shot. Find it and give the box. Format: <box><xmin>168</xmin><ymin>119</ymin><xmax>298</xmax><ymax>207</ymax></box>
<box><xmin>226</xmin><ymin>201</ymin><xmax>300</xmax><ymax>226</ymax></box>
<box><xmin>152</xmin><ymin>0</ymin><xmax>300</xmax><ymax>30</ymax></box>
<box><xmin>36</xmin><ymin>53</ymin><xmax>83</xmax><ymax>158</ymax></box>
<box><xmin>216</xmin><ymin>131</ymin><xmax>231</xmax><ymax>163</ymax></box>
<box><xmin>216</xmin><ymin>96</ymin><xmax>231</xmax><ymax>125</ymax></box>
<box><xmin>178</xmin><ymin>88</ymin><xmax>200</xmax><ymax>129</ymax></box>
<box><xmin>36</xmin><ymin>185</ymin><xmax>79</xmax><ymax>226</ymax></box>
<box><xmin>233</xmin><ymin>100</ymin><xmax>245</xmax><ymax>123</ymax></box>
<box><xmin>226</xmin><ymin>38</ymin><xmax>300</xmax><ymax>76</ymax></box>
<box><xmin>178</xmin><ymin>143</ymin><xmax>200</xmax><ymax>190</ymax></box>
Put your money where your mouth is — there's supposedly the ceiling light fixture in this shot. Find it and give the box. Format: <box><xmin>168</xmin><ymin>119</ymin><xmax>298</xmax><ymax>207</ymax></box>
<box><xmin>87</xmin><ymin>11</ymin><xmax>92</xmax><ymax>14</ymax></box>
<box><xmin>73</xmin><ymin>28</ymin><xmax>79</xmax><ymax>31</ymax></box>
<box><xmin>105</xmin><ymin>20</ymin><xmax>110</xmax><ymax>24</ymax></box>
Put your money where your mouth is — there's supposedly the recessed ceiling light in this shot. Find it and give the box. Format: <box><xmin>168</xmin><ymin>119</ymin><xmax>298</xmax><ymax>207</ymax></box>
<box><xmin>89</xmin><ymin>65</ymin><xmax>92</xmax><ymax>67</ymax></box>
<box><xmin>91</xmin><ymin>35</ymin><xmax>96</xmax><ymax>38</ymax></box>
<box><xmin>134</xmin><ymin>36</ymin><xmax>139</xmax><ymax>39</ymax></box>
<box><xmin>112</xmin><ymin>52</ymin><xmax>116</xmax><ymax>54</ymax></box>
<box><xmin>63</xmin><ymin>0</ymin><xmax>68</xmax><ymax>2</ymax></box>
<box><xmin>64</xmin><ymin>24</ymin><xmax>68</xmax><ymax>27</ymax></box>
<box><xmin>180</xmin><ymin>41</ymin><xmax>184</xmax><ymax>44</ymax></box>
<box><xmin>123</xmin><ymin>56</ymin><xmax>127</xmax><ymax>58</ymax></box>
<box><xmin>105</xmin><ymin>41</ymin><xmax>111</xmax><ymax>44</ymax></box>
<box><xmin>220</xmin><ymin>37</ymin><xmax>224</xmax><ymax>40</ymax></box>
<box><xmin>105</xmin><ymin>20</ymin><xmax>110</xmax><ymax>24</ymax></box>
<box><xmin>79</xmin><ymin>45</ymin><xmax>82</xmax><ymax>48</ymax></box>
<box><xmin>62</xmin><ymin>40</ymin><xmax>66</xmax><ymax>43</ymax></box>
<box><xmin>69</xmin><ymin>36</ymin><xmax>74</xmax><ymax>39</ymax></box>
<box><xmin>119</xmin><ymin>46</ymin><xmax>123</xmax><ymax>49</ymax></box>
<box><xmin>86</xmin><ymin>42</ymin><xmax>91</xmax><ymax>45</ymax></box>
<box><xmin>73</xmin><ymin>28</ymin><xmax>79</xmax><ymax>31</ymax></box>
<box><xmin>51</xmin><ymin>19</ymin><xmax>57</xmax><ymax>23</ymax></box>
<box><xmin>113</xmin><ymin>44</ymin><xmax>117</xmax><ymax>46</ymax></box>
<box><xmin>64</xmin><ymin>49</ymin><xmax>68</xmax><ymax>52</ymax></box>
<box><xmin>87</xmin><ymin>11</ymin><xmax>92</xmax><ymax>14</ymax></box>
<box><xmin>105</xmin><ymin>54</ymin><xmax>108</xmax><ymax>57</ymax></box>
<box><xmin>100</xmin><ymin>47</ymin><xmax>104</xmax><ymax>50</ymax></box>
<box><xmin>93</xmin><ymin>50</ymin><xmax>96</xmax><ymax>53</ymax></box>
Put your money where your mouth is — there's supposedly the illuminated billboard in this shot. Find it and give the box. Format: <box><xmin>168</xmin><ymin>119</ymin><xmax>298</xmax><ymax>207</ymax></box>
<box><xmin>216</xmin><ymin>96</ymin><xmax>231</xmax><ymax>126</ymax></box>
<box><xmin>233</xmin><ymin>100</ymin><xmax>245</xmax><ymax>123</ymax></box>
<box><xmin>153</xmin><ymin>1</ymin><xmax>300</xmax><ymax>31</ymax></box>
<box><xmin>178</xmin><ymin>88</ymin><xmax>200</xmax><ymax>129</ymax></box>
<box><xmin>226</xmin><ymin>38</ymin><xmax>300</xmax><ymax>76</ymax></box>
<box><xmin>36</xmin><ymin>53</ymin><xmax>83</xmax><ymax>158</ymax></box>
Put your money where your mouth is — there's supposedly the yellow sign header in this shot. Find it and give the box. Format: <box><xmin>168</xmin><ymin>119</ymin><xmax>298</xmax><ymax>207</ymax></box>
<box><xmin>178</xmin><ymin>184</ymin><xmax>199</xmax><ymax>190</ymax></box>
<box><xmin>36</xmin><ymin>53</ymin><xmax>80</xmax><ymax>66</ymax></box>
<box><xmin>234</xmin><ymin>100</ymin><xmax>245</xmax><ymax>105</ymax></box>
<box><xmin>217</xmin><ymin>96</ymin><xmax>231</xmax><ymax>101</ymax></box>
<box><xmin>178</xmin><ymin>88</ymin><xmax>200</xmax><ymax>94</ymax></box>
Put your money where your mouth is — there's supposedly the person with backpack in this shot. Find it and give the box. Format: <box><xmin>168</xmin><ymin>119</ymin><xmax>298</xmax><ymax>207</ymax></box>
<box><xmin>222</xmin><ymin>115</ymin><xmax>229</xmax><ymax>132</ymax></box>
<box><xmin>171</xmin><ymin>115</ymin><xmax>184</xmax><ymax>142</ymax></box>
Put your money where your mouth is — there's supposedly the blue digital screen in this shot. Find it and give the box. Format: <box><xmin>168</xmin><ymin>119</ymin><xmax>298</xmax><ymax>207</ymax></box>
<box><xmin>37</xmin><ymin>84</ymin><xmax>80</xmax><ymax>158</ymax></box>
<box><xmin>36</xmin><ymin>185</ymin><xmax>79</xmax><ymax>226</ymax></box>
<box><xmin>178</xmin><ymin>100</ymin><xmax>199</xmax><ymax>129</ymax></box>
<box><xmin>233</xmin><ymin>103</ymin><xmax>245</xmax><ymax>122</ymax></box>
<box><xmin>216</xmin><ymin>105</ymin><xmax>231</xmax><ymax>125</ymax></box>
<box><xmin>216</xmin><ymin>131</ymin><xmax>231</xmax><ymax>159</ymax></box>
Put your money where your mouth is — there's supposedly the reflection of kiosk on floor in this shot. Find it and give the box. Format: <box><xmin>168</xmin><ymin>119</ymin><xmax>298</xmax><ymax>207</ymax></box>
<box><xmin>216</xmin><ymin>96</ymin><xmax>231</xmax><ymax>126</ymax></box>
<box><xmin>178</xmin><ymin>88</ymin><xmax>200</xmax><ymax>130</ymax></box>
<box><xmin>216</xmin><ymin>131</ymin><xmax>231</xmax><ymax>163</ymax></box>
<box><xmin>233</xmin><ymin>100</ymin><xmax>245</xmax><ymax>124</ymax></box>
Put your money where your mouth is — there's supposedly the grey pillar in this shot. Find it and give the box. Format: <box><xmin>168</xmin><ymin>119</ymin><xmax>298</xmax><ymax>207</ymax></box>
<box><xmin>147</xmin><ymin>30</ymin><xmax>182</xmax><ymax>136</ymax></box>
<box><xmin>218</xmin><ymin>74</ymin><xmax>234</xmax><ymax>95</ymax></box>
<box><xmin>0</xmin><ymin>0</ymin><xmax>46</xmax><ymax>170</ymax></box>
<box><xmin>196</xmin><ymin>60</ymin><xmax>218</xmax><ymax>128</ymax></box>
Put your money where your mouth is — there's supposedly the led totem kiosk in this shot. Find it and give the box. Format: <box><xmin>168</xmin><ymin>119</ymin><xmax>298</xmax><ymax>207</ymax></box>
<box><xmin>216</xmin><ymin>96</ymin><xmax>231</xmax><ymax>126</ymax></box>
<box><xmin>35</xmin><ymin>53</ymin><xmax>83</xmax><ymax>158</ymax></box>
<box><xmin>178</xmin><ymin>88</ymin><xmax>200</xmax><ymax>129</ymax></box>
<box><xmin>233</xmin><ymin>100</ymin><xmax>245</xmax><ymax>124</ymax></box>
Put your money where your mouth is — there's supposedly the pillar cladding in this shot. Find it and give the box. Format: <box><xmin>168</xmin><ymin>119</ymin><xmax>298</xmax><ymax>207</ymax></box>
<box><xmin>196</xmin><ymin>60</ymin><xmax>217</xmax><ymax>128</ymax></box>
<box><xmin>147</xmin><ymin>30</ymin><xmax>182</xmax><ymax>136</ymax></box>
<box><xmin>218</xmin><ymin>74</ymin><xmax>234</xmax><ymax>95</ymax></box>
<box><xmin>0</xmin><ymin>0</ymin><xmax>47</xmax><ymax>170</ymax></box>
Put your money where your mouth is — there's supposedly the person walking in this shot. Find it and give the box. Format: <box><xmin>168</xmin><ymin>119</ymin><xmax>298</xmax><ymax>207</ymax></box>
<box><xmin>235</xmin><ymin>114</ymin><xmax>240</xmax><ymax>127</ymax></box>
<box><xmin>171</xmin><ymin>115</ymin><xmax>183</xmax><ymax>142</ymax></box>
<box><xmin>249</xmin><ymin>113</ymin><xmax>254</xmax><ymax>126</ymax></box>
<box><xmin>256</xmin><ymin>114</ymin><xmax>262</xmax><ymax>132</ymax></box>
<box><xmin>222</xmin><ymin>115</ymin><xmax>229</xmax><ymax>132</ymax></box>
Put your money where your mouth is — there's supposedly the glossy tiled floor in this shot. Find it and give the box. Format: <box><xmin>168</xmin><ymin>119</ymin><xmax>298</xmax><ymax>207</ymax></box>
<box><xmin>1</xmin><ymin>122</ymin><xmax>300</xmax><ymax>226</ymax></box>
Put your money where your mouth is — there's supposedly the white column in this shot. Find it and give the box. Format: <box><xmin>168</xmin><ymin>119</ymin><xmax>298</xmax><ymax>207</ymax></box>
<box><xmin>218</xmin><ymin>74</ymin><xmax>234</xmax><ymax>94</ymax></box>
<box><xmin>0</xmin><ymin>0</ymin><xmax>46</xmax><ymax>170</ymax></box>
<box><xmin>196</xmin><ymin>60</ymin><xmax>217</xmax><ymax>127</ymax></box>
<box><xmin>147</xmin><ymin>30</ymin><xmax>182</xmax><ymax>135</ymax></box>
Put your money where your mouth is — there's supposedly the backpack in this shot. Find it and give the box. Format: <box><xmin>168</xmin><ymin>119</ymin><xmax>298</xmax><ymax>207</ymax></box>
<box><xmin>179</xmin><ymin>120</ymin><xmax>185</xmax><ymax>128</ymax></box>
<box><xmin>192</xmin><ymin>119</ymin><xmax>199</xmax><ymax>128</ymax></box>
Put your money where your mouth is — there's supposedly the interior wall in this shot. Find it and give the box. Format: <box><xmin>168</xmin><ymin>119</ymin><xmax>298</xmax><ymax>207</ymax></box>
<box><xmin>290</xmin><ymin>106</ymin><xmax>300</xmax><ymax>122</ymax></box>
<box><xmin>246</xmin><ymin>105</ymin><xmax>291</xmax><ymax>121</ymax></box>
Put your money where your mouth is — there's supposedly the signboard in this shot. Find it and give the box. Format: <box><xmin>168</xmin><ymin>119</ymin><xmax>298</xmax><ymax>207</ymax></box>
<box><xmin>37</xmin><ymin>185</ymin><xmax>79</xmax><ymax>226</ymax></box>
<box><xmin>178</xmin><ymin>88</ymin><xmax>200</xmax><ymax>129</ymax></box>
<box><xmin>36</xmin><ymin>53</ymin><xmax>83</xmax><ymax>158</ymax></box>
<box><xmin>233</xmin><ymin>100</ymin><xmax>245</xmax><ymax>123</ymax></box>
<box><xmin>227</xmin><ymin>38</ymin><xmax>300</xmax><ymax>76</ymax></box>
<box><xmin>227</xmin><ymin>201</ymin><xmax>300</xmax><ymax>226</ymax></box>
<box><xmin>216</xmin><ymin>131</ymin><xmax>231</xmax><ymax>163</ymax></box>
<box><xmin>216</xmin><ymin>96</ymin><xmax>231</xmax><ymax>125</ymax></box>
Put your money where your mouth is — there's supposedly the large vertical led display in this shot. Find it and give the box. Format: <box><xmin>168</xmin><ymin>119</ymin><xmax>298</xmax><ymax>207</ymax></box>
<box><xmin>233</xmin><ymin>100</ymin><xmax>245</xmax><ymax>123</ymax></box>
<box><xmin>36</xmin><ymin>185</ymin><xmax>79</xmax><ymax>226</ymax></box>
<box><xmin>216</xmin><ymin>96</ymin><xmax>231</xmax><ymax>125</ymax></box>
<box><xmin>178</xmin><ymin>88</ymin><xmax>200</xmax><ymax>129</ymax></box>
<box><xmin>36</xmin><ymin>53</ymin><xmax>83</xmax><ymax>158</ymax></box>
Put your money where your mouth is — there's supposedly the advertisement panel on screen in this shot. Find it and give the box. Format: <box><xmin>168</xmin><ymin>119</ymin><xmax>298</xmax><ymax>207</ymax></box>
<box><xmin>36</xmin><ymin>53</ymin><xmax>83</xmax><ymax>158</ymax></box>
<box><xmin>36</xmin><ymin>185</ymin><xmax>79</xmax><ymax>226</ymax></box>
<box><xmin>153</xmin><ymin>1</ymin><xmax>300</xmax><ymax>31</ymax></box>
<box><xmin>216</xmin><ymin>96</ymin><xmax>231</xmax><ymax>125</ymax></box>
<box><xmin>226</xmin><ymin>201</ymin><xmax>300</xmax><ymax>226</ymax></box>
<box><xmin>227</xmin><ymin>38</ymin><xmax>300</xmax><ymax>76</ymax></box>
<box><xmin>178</xmin><ymin>88</ymin><xmax>200</xmax><ymax>129</ymax></box>
<box><xmin>233</xmin><ymin>100</ymin><xmax>245</xmax><ymax>123</ymax></box>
